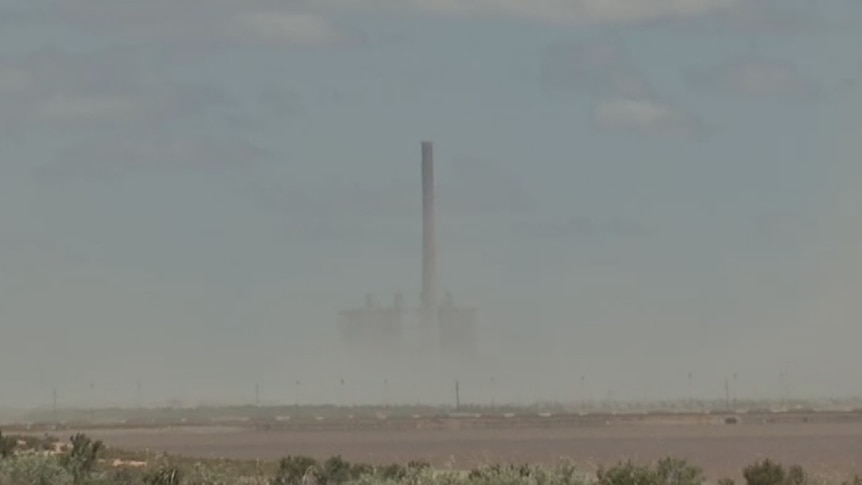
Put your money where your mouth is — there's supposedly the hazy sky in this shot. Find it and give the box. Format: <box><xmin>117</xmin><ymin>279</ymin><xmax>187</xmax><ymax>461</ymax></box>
<box><xmin>2</xmin><ymin>0</ymin><xmax>862</xmax><ymax>409</ymax></box>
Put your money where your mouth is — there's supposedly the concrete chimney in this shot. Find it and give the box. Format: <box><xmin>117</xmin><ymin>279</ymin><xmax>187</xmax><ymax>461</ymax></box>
<box><xmin>421</xmin><ymin>141</ymin><xmax>437</xmax><ymax>335</ymax></box>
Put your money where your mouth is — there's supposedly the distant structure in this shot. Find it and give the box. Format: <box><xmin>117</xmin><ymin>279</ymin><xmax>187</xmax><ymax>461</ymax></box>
<box><xmin>421</xmin><ymin>141</ymin><xmax>438</xmax><ymax>346</ymax></box>
<box><xmin>337</xmin><ymin>294</ymin><xmax>404</xmax><ymax>356</ymax></box>
<box><xmin>438</xmin><ymin>292</ymin><xmax>478</xmax><ymax>360</ymax></box>
<box><xmin>337</xmin><ymin>142</ymin><xmax>479</xmax><ymax>361</ymax></box>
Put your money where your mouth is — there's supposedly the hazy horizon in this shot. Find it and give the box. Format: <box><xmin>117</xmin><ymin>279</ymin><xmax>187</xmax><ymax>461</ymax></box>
<box><xmin>2</xmin><ymin>0</ymin><xmax>862</xmax><ymax>410</ymax></box>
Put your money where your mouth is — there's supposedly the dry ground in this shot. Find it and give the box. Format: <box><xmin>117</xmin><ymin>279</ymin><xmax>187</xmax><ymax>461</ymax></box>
<box><xmin>55</xmin><ymin>420</ymin><xmax>862</xmax><ymax>481</ymax></box>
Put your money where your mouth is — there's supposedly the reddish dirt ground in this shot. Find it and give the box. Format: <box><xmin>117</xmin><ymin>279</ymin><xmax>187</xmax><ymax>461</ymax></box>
<box><xmin>63</xmin><ymin>421</ymin><xmax>862</xmax><ymax>481</ymax></box>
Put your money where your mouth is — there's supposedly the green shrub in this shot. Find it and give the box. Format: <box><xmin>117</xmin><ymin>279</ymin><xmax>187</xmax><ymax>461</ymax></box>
<box><xmin>553</xmin><ymin>461</ymin><xmax>588</xmax><ymax>485</ymax></box>
<box><xmin>349</xmin><ymin>463</ymin><xmax>374</xmax><ymax>480</ymax></box>
<box><xmin>786</xmin><ymin>466</ymin><xmax>808</xmax><ymax>485</ymax></box>
<box><xmin>406</xmin><ymin>461</ymin><xmax>431</xmax><ymax>472</ymax></box>
<box><xmin>743</xmin><ymin>460</ymin><xmax>787</xmax><ymax>485</ymax></box>
<box><xmin>107</xmin><ymin>467</ymin><xmax>147</xmax><ymax>485</ymax></box>
<box><xmin>59</xmin><ymin>433</ymin><xmax>104</xmax><ymax>485</ymax></box>
<box><xmin>323</xmin><ymin>456</ymin><xmax>351</xmax><ymax>484</ymax></box>
<box><xmin>597</xmin><ymin>461</ymin><xmax>660</xmax><ymax>485</ymax></box>
<box><xmin>144</xmin><ymin>467</ymin><xmax>182</xmax><ymax>485</ymax></box>
<box><xmin>0</xmin><ymin>453</ymin><xmax>74</xmax><ymax>485</ymax></box>
<box><xmin>0</xmin><ymin>430</ymin><xmax>16</xmax><ymax>460</ymax></box>
<box><xmin>655</xmin><ymin>458</ymin><xmax>704</xmax><ymax>485</ymax></box>
<box><xmin>273</xmin><ymin>456</ymin><xmax>320</xmax><ymax>485</ymax></box>
<box><xmin>377</xmin><ymin>463</ymin><xmax>407</xmax><ymax>481</ymax></box>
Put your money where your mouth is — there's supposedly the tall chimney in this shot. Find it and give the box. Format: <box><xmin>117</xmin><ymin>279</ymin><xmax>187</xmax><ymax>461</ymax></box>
<box><xmin>421</xmin><ymin>141</ymin><xmax>437</xmax><ymax>334</ymax></box>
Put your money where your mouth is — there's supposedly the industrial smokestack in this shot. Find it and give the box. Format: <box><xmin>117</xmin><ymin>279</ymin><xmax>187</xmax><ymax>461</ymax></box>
<box><xmin>421</xmin><ymin>141</ymin><xmax>437</xmax><ymax>335</ymax></box>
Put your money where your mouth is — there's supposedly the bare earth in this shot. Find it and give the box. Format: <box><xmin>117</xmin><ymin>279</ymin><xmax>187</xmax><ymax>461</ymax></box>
<box><xmin>63</xmin><ymin>421</ymin><xmax>862</xmax><ymax>481</ymax></box>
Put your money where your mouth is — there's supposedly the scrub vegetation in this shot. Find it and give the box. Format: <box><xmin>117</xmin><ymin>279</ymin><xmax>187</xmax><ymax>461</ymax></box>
<box><xmin>0</xmin><ymin>429</ymin><xmax>859</xmax><ymax>485</ymax></box>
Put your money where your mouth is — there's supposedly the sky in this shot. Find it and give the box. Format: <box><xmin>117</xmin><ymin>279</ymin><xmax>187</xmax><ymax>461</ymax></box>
<box><xmin>1</xmin><ymin>0</ymin><xmax>862</xmax><ymax>410</ymax></box>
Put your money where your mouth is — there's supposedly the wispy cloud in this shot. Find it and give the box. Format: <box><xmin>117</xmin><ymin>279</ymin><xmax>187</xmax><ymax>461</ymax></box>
<box><xmin>329</xmin><ymin>0</ymin><xmax>740</xmax><ymax>26</ymax></box>
<box><xmin>686</xmin><ymin>57</ymin><xmax>820</xmax><ymax>101</ymax></box>
<box><xmin>0</xmin><ymin>47</ymin><xmax>233</xmax><ymax>133</ymax></box>
<box><xmin>542</xmin><ymin>36</ymin><xmax>705</xmax><ymax>137</ymax></box>
<box><xmin>0</xmin><ymin>66</ymin><xmax>30</xmax><ymax>94</ymax></box>
<box><xmin>19</xmin><ymin>1</ymin><xmax>362</xmax><ymax>51</ymax></box>
<box><xmin>28</xmin><ymin>94</ymin><xmax>143</xmax><ymax>122</ymax></box>
<box><xmin>258</xmin><ymin>86</ymin><xmax>308</xmax><ymax>119</ymax></box>
<box><xmin>35</xmin><ymin>132</ymin><xmax>277</xmax><ymax>181</ymax></box>
<box><xmin>515</xmin><ymin>216</ymin><xmax>649</xmax><ymax>240</ymax></box>
<box><xmin>592</xmin><ymin>97</ymin><xmax>707</xmax><ymax>138</ymax></box>
<box><xmin>655</xmin><ymin>1</ymin><xmax>817</xmax><ymax>34</ymax></box>
<box><xmin>230</xmin><ymin>12</ymin><xmax>358</xmax><ymax>46</ymax></box>
<box><xmin>542</xmin><ymin>37</ymin><xmax>652</xmax><ymax>97</ymax></box>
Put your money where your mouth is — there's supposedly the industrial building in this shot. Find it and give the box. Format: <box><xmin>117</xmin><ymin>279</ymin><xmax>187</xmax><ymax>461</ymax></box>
<box><xmin>337</xmin><ymin>142</ymin><xmax>479</xmax><ymax>361</ymax></box>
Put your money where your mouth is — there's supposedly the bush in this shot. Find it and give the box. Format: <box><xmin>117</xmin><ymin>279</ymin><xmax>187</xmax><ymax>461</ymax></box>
<box><xmin>0</xmin><ymin>430</ymin><xmax>16</xmax><ymax>460</ymax></box>
<box><xmin>349</xmin><ymin>463</ymin><xmax>374</xmax><ymax>480</ymax></box>
<box><xmin>0</xmin><ymin>453</ymin><xmax>74</xmax><ymax>485</ymax></box>
<box><xmin>60</xmin><ymin>433</ymin><xmax>104</xmax><ymax>484</ymax></box>
<box><xmin>786</xmin><ymin>466</ymin><xmax>808</xmax><ymax>485</ymax></box>
<box><xmin>743</xmin><ymin>460</ymin><xmax>788</xmax><ymax>485</ymax></box>
<box><xmin>322</xmin><ymin>456</ymin><xmax>351</xmax><ymax>485</ymax></box>
<box><xmin>465</xmin><ymin>463</ymin><xmax>581</xmax><ymax>485</ymax></box>
<box><xmin>597</xmin><ymin>461</ymin><xmax>660</xmax><ymax>485</ymax></box>
<box><xmin>376</xmin><ymin>464</ymin><xmax>407</xmax><ymax>481</ymax></box>
<box><xmin>273</xmin><ymin>456</ymin><xmax>320</xmax><ymax>485</ymax></box>
<box><xmin>144</xmin><ymin>467</ymin><xmax>182</xmax><ymax>485</ymax></box>
<box><xmin>655</xmin><ymin>458</ymin><xmax>705</xmax><ymax>485</ymax></box>
<box><xmin>406</xmin><ymin>461</ymin><xmax>431</xmax><ymax>472</ymax></box>
<box><xmin>0</xmin><ymin>448</ymin><xmax>839</xmax><ymax>485</ymax></box>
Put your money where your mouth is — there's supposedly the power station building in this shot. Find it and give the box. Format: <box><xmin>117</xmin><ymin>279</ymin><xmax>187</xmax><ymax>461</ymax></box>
<box><xmin>337</xmin><ymin>142</ymin><xmax>479</xmax><ymax>361</ymax></box>
<box><xmin>337</xmin><ymin>294</ymin><xmax>404</xmax><ymax>355</ymax></box>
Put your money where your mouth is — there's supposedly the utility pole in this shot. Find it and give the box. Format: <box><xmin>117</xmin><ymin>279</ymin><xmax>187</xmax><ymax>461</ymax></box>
<box><xmin>732</xmin><ymin>372</ymin><xmax>738</xmax><ymax>406</ymax></box>
<box><xmin>455</xmin><ymin>379</ymin><xmax>461</xmax><ymax>411</ymax></box>
<box><xmin>52</xmin><ymin>387</ymin><xmax>57</xmax><ymax>422</ymax></box>
<box><xmin>255</xmin><ymin>382</ymin><xmax>260</xmax><ymax>407</ymax></box>
<box><xmin>724</xmin><ymin>378</ymin><xmax>731</xmax><ymax>411</ymax></box>
<box><xmin>340</xmin><ymin>378</ymin><xmax>345</xmax><ymax>409</ymax></box>
<box><xmin>687</xmin><ymin>372</ymin><xmax>693</xmax><ymax>410</ymax></box>
<box><xmin>136</xmin><ymin>380</ymin><xmax>142</xmax><ymax>408</ymax></box>
<box><xmin>580</xmin><ymin>375</ymin><xmax>586</xmax><ymax>411</ymax></box>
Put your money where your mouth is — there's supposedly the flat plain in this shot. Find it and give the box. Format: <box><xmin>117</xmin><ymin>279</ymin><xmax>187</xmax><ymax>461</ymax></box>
<box><xmin>51</xmin><ymin>415</ymin><xmax>862</xmax><ymax>481</ymax></box>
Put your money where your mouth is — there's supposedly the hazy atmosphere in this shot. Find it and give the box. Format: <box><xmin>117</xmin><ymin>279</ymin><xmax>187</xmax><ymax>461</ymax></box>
<box><xmin>2</xmin><ymin>0</ymin><xmax>862</xmax><ymax>410</ymax></box>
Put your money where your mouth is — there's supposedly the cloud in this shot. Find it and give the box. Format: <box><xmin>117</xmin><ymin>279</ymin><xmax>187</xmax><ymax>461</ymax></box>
<box><xmin>440</xmin><ymin>157</ymin><xmax>535</xmax><ymax>214</ymax></box>
<box><xmin>541</xmin><ymin>37</ymin><xmax>652</xmax><ymax>97</ymax></box>
<box><xmin>328</xmin><ymin>0</ymin><xmax>740</xmax><ymax>26</ymax></box>
<box><xmin>0</xmin><ymin>47</ymin><xmax>233</xmax><ymax>132</ymax></box>
<box><xmin>24</xmin><ymin>1</ymin><xmax>360</xmax><ymax>50</ymax></box>
<box><xmin>593</xmin><ymin>97</ymin><xmax>707</xmax><ymax>137</ymax></box>
<box><xmin>34</xmin><ymin>133</ymin><xmax>278</xmax><ymax>181</ymax></box>
<box><xmin>28</xmin><ymin>95</ymin><xmax>142</xmax><ymax>122</ymax></box>
<box><xmin>363</xmin><ymin>0</ymin><xmax>852</xmax><ymax>34</ymax></box>
<box><xmin>258</xmin><ymin>86</ymin><xmax>308</xmax><ymax>118</ymax></box>
<box><xmin>515</xmin><ymin>216</ymin><xmax>648</xmax><ymax>240</ymax></box>
<box><xmin>231</xmin><ymin>12</ymin><xmax>357</xmax><ymax>46</ymax></box>
<box><xmin>686</xmin><ymin>57</ymin><xmax>820</xmax><ymax>100</ymax></box>
<box><xmin>542</xmin><ymin>37</ymin><xmax>705</xmax><ymax>137</ymax></box>
<box><xmin>0</xmin><ymin>67</ymin><xmax>30</xmax><ymax>94</ymax></box>
<box><xmin>239</xmin><ymin>156</ymin><xmax>534</xmax><ymax>225</ymax></box>
<box><xmin>658</xmin><ymin>0</ymin><xmax>834</xmax><ymax>35</ymax></box>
